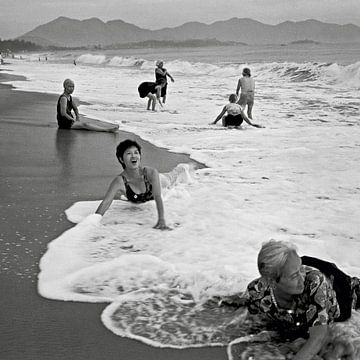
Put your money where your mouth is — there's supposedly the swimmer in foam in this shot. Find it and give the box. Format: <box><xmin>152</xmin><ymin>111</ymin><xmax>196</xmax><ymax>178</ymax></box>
<box><xmin>57</xmin><ymin>79</ymin><xmax>119</xmax><ymax>132</ymax></box>
<box><xmin>95</xmin><ymin>139</ymin><xmax>173</xmax><ymax>230</ymax></box>
<box><xmin>210</xmin><ymin>94</ymin><xmax>263</xmax><ymax>128</ymax></box>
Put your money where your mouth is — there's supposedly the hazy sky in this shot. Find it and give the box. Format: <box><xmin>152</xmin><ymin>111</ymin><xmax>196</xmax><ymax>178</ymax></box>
<box><xmin>1</xmin><ymin>0</ymin><xmax>359</xmax><ymax>39</ymax></box>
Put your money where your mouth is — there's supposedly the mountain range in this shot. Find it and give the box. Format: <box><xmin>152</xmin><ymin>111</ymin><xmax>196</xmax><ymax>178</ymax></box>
<box><xmin>17</xmin><ymin>16</ymin><xmax>360</xmax><ymax>47</ymax></box>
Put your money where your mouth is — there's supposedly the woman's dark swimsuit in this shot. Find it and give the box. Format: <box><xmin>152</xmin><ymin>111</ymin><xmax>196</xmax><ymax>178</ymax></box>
<box><xmin>155</xmin><ymin>69</ymin><xmax>168</xmax><ymax>97</ymax></box>
<box><xmin>121</xmin><ymin>168</ymin><xmax>154</xmax><ymax>203</ymax></box>
<box><xmin>57</xmin><ymin>94</ymin><xmax>75</xmax><ymax>129</ymax></box>
<box><xmin>224</xmin><ymin>114</ymin><xmax>243</xmax><ymax>127</ymax></box>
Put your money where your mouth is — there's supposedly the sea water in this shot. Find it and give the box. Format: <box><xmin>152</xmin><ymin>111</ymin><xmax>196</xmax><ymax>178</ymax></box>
<box><xmin>3</xmin><ymin>43</ymin><xmax>360</xmax><ymax>357</ymax></box>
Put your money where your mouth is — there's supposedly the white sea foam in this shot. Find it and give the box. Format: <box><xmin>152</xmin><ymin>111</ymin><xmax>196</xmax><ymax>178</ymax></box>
<box><xmin>3</xmin><ymin>47</ymin><xmax>360</xmax><ymax>354</ymax></box>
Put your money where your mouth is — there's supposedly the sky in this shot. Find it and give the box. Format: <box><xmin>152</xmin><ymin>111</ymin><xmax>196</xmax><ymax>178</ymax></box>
<box><xmin>1</xmin><ymin>0</ymin><xmax>360</xmax><ymax>39</ymax></box>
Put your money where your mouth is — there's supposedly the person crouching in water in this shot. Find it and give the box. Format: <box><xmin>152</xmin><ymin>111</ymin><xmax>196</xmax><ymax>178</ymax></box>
<box><xmin>137</xmin><ymin>81</ymin><xmax>163</xmax><ymax>111</ymax></box>
<box><xmin>210</xmin><ymin>94</ymin><xmax>263</xmax><ymax>128</ymax></box>
<box><xmin>95</xmin><ymin>139</ymin><xmax>170</xmax><ymax>230</ymax></box>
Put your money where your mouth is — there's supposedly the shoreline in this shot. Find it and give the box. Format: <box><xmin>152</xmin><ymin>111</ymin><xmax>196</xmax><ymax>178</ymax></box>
<box><xmin>0</xmin><ymin>69</ymin><xmax>224</xmax><ymax>360</ymax></box>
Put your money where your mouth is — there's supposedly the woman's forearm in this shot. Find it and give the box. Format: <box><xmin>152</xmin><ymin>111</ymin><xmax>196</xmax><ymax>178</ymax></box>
<box><xmin>293</xmin><ymin>325</ymin><xmax>328</xmax><ymax>360</ymax></box>
<box><xmin>154</xmin><ymin>195</ymin><xmax>165</xmax><ymax>221</ymax></box>
<box><xmin>95</xmin><ymin>200</ymin><xmax>111</xmax><ymax>216</ymax></box>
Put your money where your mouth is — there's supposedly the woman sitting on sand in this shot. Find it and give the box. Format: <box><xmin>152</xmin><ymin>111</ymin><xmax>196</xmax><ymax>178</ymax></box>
<box><xmin>210</xmin><ymin>94</ymin><xmax>262</xmax><ymax>128</ymax></box>
<box><xmin>57</xmin><ymin>78</ymin><xmax>119</xmax><ymax>132</ymax></box>
<box><xmin>217</xmin><ymin>240</ymin><xmax>360</xmax><ymax>359</ymax></box>
<box><xmin>95</xmin><ymin>139</ymin><xmax>171</xmax><ymax>230</ymax></box>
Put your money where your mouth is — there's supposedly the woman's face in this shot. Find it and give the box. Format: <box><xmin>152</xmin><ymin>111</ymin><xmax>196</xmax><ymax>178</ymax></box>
<box><xmin>64</xmin><ymin>81</ymin><xmax>74</xmax><ymax>94</ymax></box>
<box><xmin>276</xmin><ymin>252</ymin><xmax>305</xmax><ymax>296</ymax></box>
<box><xmin>121</xmin><ymin>146</ymin><xmax>141</xmax><ymax>169</ymax></box>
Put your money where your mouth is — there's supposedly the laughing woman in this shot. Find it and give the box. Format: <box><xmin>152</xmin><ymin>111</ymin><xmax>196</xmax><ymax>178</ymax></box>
<box><xmin>95</xmin><ymin>139</ymin><xmax>170</xmax><ymax>230</ymax></box>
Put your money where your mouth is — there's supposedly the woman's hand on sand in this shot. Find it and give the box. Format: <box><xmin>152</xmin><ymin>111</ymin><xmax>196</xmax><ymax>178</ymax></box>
<box><xmin>252</xmin><ymin>123</ymin><xmax>264</xmax><ymax>128</ymax></box>
<box><xmin>81</xmin><ymin>213</ymin><xmax>102</xmax><ymax>226</ymax></box>
<box><xmin>153</xmin><ymin>218</ymin><xmax>172</xmax><ymax>230</ymax></box>
<box><xmin>209</xmin><ymin>121</ymin><xmax>216</xmax><ymax>125</ymax></box>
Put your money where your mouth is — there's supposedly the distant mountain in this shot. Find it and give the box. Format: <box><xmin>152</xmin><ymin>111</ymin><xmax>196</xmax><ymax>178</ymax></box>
<box><xmin>17</xmin><ymin>16</ymin><xmax>360</xmax><ymax>47</ymax></box>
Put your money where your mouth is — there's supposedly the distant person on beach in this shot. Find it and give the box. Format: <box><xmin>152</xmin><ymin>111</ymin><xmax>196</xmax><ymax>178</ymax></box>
<box><xmin>56</xmin><ymin>78</ymin><xmax>119</xmax><ymax>132</ymax></box>
<box><xmin>138</xmin><ymin>81</ymin><xmax>162</xmax><ymax>111</ymax></box>
<box><xmin>95</xmin><ymin>139</ymin><xmax>171</xmax><ymax>230</ymax></box>
<box><xmin>236</xmin><ymin>67</ymin><xmax>255</xmax><ymax>120</ymax></box>
<box><xmin>210</xmin><ymin>94</ymin><xmax>263</xmax><ymax>128</ymax></box>
<box><xmin>155</xmin><ymin>60</ymin><xmax>175</xmax><ymax>104</ymax></box>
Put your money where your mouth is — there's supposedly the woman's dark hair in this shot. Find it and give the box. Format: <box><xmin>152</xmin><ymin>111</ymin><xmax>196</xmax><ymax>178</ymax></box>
<box><xmin>228</xmin><ymin>94</ymin><xmax>238</xmax><ymax>103</ymax></box>
<box><xmin>116</xmin><ymin>139</ymin><xmax>142</xmax><ymax>165</ymax></box>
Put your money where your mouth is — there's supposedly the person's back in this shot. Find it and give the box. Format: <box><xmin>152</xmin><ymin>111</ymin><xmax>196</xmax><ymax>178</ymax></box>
<box><xmin>236</xmin><ymin>67</ymin><xmax>255</xmax><ymax>119</ymax></box>
<box><xmin>225</xmin><ymin>102</ymin><xmax>242</xmax><ymax>116</ymax></box>
<box><xmin>239</xmin><ymin>76</ymin><xmax>255</xmax><ymax>97</ymax></box>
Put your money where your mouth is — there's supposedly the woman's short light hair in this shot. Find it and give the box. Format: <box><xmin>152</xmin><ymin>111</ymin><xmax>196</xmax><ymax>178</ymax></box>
<box><xmin>257</xmin><ymin>240</ymin><xmax>298</xmax><ymax>282</ymax></box>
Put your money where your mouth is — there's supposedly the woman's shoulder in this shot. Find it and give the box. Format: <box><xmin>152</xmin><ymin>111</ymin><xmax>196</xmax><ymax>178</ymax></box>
<box><xmin>304</xmin><ymin>267</ymin><xmax>332</xmax><ymax>295</ymax></box>
<box><xmin>112</xmin><ymin>173</ymin><xmax>126</xmax><ymax>185</ymax></box>
<box><xmin>305</xmin><ymin>266</ymin><xmax>326</xmax><ymax>282</ymax></box>
<box><xmin>247</xmin><ymin>277</ymin><xmax>269</xmax><ymax>298</ymax></box>
<box><xmin>143</xmin><ymin>166</ymin><xmax>159</xmax><ymax>178</ymax></box>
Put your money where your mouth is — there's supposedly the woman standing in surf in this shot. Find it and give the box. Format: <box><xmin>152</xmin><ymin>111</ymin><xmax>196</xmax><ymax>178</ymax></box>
<box><xmin>95</xmin><ymin>139</ymin><xmax>170</xmax><ymax>230</ymax></box>
<box><xmin>155</xmin><ymin>60</ymin><xmax>175</xmax><ymax>105</ymax></box>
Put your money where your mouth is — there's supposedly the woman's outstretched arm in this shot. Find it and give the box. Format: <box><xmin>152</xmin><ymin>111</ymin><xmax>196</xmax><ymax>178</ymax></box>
<box><xmin>96</xmin><ymin>176</ymin><xmax>123</xmax><ymax>216</ymax></box>
<box><xmin>147</xmin><ymin>167</ymin><xmax>171</xmax><ymax>230</ymax></box>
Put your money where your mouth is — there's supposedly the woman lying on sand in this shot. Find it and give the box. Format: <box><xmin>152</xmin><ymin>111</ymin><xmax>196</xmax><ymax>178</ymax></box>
<box><xmin>95</xmin><ymin>139</ymin><xmax>172</xmax><ymax>230</ymax></box>
<box><xmin>216</xmin><ymin>240</ymin><xmax>360</xmax><ymax>359</ymax></box>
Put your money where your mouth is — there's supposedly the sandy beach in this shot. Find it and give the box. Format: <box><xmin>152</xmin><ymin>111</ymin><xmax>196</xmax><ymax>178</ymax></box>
<box><xmin>0</xmin><ymin>69</ymin><xmax>225</xmax><ymax>360</ymax></box>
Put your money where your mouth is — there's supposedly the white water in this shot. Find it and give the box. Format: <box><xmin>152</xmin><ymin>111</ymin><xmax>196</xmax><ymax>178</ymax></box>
<box><xmin>2</xmin><ymin>45</ymin><xmax>360</xmax><ymax>353</ymax></box>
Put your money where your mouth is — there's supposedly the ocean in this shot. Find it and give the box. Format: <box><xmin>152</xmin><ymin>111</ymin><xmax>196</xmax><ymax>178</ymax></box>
<box><xmin>3</xmin><ymin>42</ymin><xmax>360</xmax><ymax>358</ymax></box>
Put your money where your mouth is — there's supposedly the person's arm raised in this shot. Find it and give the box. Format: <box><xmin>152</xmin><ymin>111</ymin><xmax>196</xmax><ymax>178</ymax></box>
<box><xmin>147</xmin><ymin>167</ymin><xmax>171</xmax><ymax>230</ymax></box>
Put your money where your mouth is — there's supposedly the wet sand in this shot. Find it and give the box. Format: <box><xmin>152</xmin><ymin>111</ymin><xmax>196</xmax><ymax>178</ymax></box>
<box><xmin>0</xmin><ymin>70</ymin><xmax>226</xmax><ymax>360</ymax></box>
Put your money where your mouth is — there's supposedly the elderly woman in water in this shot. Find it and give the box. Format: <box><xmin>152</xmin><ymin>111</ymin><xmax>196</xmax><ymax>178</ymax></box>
<box><xmin>95</xmin><ymin>139</ymin><xmax>171</xmax><ymax>230</ymax></box>
<box><xmin>219</xmin><ymin>240</ymin><xmax>360</xmax><ymax>359</ymax></box>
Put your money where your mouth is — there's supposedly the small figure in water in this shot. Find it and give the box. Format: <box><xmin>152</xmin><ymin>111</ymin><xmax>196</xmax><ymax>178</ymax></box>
<box><xmin>155</xmin><ymin>60</ymin><xmax>174</xmax><ymax>105</ymax></box>
<box><xmin>210</xmin><ymin>94</ymin><xmax>263</xmax><ymax>128</ymax></box>
<box><xmin>236</xmin><ymin>67</ymin><xmax>255</xmax><ymax>120</ymax></box>
<box><xmin>56</xmin><ymin>78</ymin><xmax>119</xmax><ymax>132</ymax></box>
<box><xmin>138</xmin><ymin>81</ymin><xmax>163</xmax><ymax>111</ymax></box>
<box><xmin>96</xmin><ymin>139</ymin><xmax>171</xmax><ymax>230</ymax></box>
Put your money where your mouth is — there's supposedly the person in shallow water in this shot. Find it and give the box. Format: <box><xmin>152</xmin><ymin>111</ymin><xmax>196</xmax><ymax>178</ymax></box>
<box><xmin>216</xmin><ymin>240</ymin><xmax>360</xmax><ymax>359</ymax></box>
<box><xmin>57</xmin><ymin>78</ymin><xmax>119</xmax><ymax>132</ymax></box>
<box><xmin>154</xmin><ymin>60</ymin><xmax>175</xmax><ymax>105</ymax></box>
<box><xmin>236</xmin><ymin>67</ymin><xmax>255</xmax><ymax>120</ymax></box>
<box><xmin>95</xmin><ymin>139</ymin><xmax>170</xmax><ymax>230</ymax></box>
<box><xmin>137</xmin><ymin>81</ymin><xmax>162</xmax><ymax>111</ymax></box>
<box><xmin>210</xmin><ymin>94</ymin><xmax>263</xmax><ymax>128</ymax></box>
